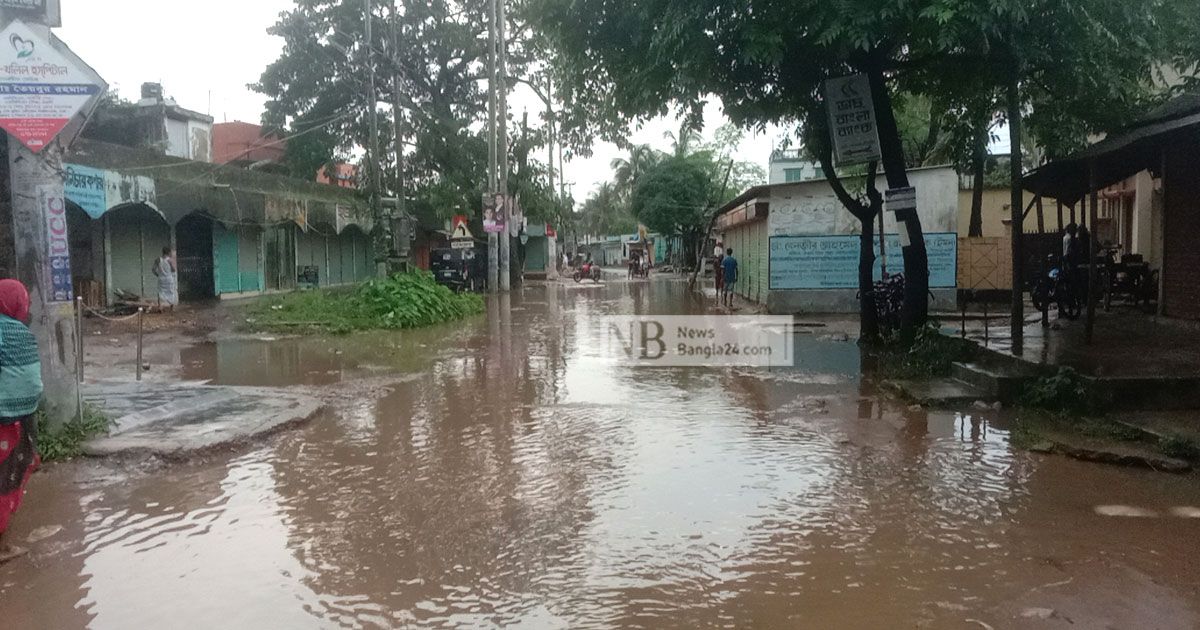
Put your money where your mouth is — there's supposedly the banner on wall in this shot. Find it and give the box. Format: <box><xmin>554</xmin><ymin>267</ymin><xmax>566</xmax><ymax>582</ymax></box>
<box><xmin>64</xmin><ymin>163</ymin><xmax>105</xmax><ymax>218</ymax></box>
<box><xmin>769</xmin><ymin>232</ymin><xmax>957</xmax><ymax>290</ymax></box>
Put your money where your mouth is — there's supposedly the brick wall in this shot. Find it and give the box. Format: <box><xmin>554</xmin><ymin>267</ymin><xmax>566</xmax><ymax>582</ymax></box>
<box><xmin>1162</xmin><ymin>137</ymin><xmax>1200</xmax><ymax>320</ymax></box>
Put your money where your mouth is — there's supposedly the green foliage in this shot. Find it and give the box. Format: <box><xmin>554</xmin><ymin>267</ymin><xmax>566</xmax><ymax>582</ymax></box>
<box><xmin>578</xmin><ymin>182</ymin><xmax>638</xmax><ymax>237</ymax></box>
<box><xmin>1159</xmin><ymin>435</ymin><xmax>1200</xmax><ymax>462</ymax></box>
<box><xmin>80</xmin><ymin>90</ymin><xmax>148</xmax><ymax>148</ymax></box>
<box><xmin>631</xmin><ymin>153</ymin><xmax>718</xmax><ymax>240</ymax></box>
<box><xmin>36</xmin><ymin>405</ymin><xmax>113</xmax><ymax>462</ymax></box>
<box><xmin>1018</xmin><ymin>367</ymin><xmax>1107</xmax><ymax>416</ymax></box>
<box><xmin>877</xmin><ymin>324</ymin><xmax>973</xmax><ymax>378</ymax></box>
<box><xmin>247</xmin><ymin>271</ymin><xmax>483</xmax><ymax>334</ymax></box>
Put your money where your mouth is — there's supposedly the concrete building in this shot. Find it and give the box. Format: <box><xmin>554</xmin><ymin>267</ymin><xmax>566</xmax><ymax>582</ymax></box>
<box><xmin>213</xmin><ymin>121</ymin><xmax>286</xmax><ymax>171</ymax></box>
<box><xmin>768</xmin><ymin>149</ymin><xmax>822</xmax><ymax>184</ymax></box>
<box><xmin>62</xmin><ymin>139</ymin><xmax>375</xmax><ymax>305</ymax></box>
<box><xmin>715</xmin><ymin>166</ymin><xmax>960</xmax><ymax>313</ymax></box>
<box><xmin>135</xmin><ymin>82</ymin><xmax>214</xmax><ymax>162</ymax></box>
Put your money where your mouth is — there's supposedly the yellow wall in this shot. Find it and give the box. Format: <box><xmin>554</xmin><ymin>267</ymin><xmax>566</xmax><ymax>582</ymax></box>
<box><xmin>957</xmin><ymin>188</ymin><xmax>1077</xmax><ymax>238</ymax></box>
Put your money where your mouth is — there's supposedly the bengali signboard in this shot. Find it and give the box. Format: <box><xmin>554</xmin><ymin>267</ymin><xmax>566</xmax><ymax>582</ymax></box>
<box><xmin>64</xmin><ymin>163</ymin><xmax>105</xmax><ymax>218</ymax></box>
<box><xmin>825</xmin><ymin>74</ymin><xmax>881</xmax><ymax>165</ymax></box>
<box><xmin>38</xmin><ymin>184</ymin><xmax>71</xmax><ymax>301</ymax></box>
<box><xmin>770</xmin><ymin>232</ymin><xmax>958</xmax><ymax>290</ymax></box>
<box><xmin>0</xmin><ymin>20</ymin><xmax>101</xmax><ymax>152</ymax></box>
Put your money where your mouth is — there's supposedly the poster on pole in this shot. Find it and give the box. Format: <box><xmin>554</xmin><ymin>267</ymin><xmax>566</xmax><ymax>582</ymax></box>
<box><xmin>825</xmin><ymin>74</ymin><xmax>881</xmax><ymax>165</ymax></box>
<box><xmin>0</xmin><ymin>1</ymin><xmax>60</xmax><ymax>26</ymax></box>
<box><xmin>482</xmin><ymin>192</ymin><xmax>506</xmax><ymax>234</ymax></box>
<box><xmin>38</xmin><ymin>184</ymin><xmax>72</xmax><ymax>301</ymax></box>
<box><xmin>0</xmin><ymin>20</ymin><xmax>102</xmax><ymax>152</ymax></box>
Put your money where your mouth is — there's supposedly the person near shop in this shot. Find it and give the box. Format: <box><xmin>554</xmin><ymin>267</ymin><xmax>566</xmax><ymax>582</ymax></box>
<box><xmin>0</xmin><ymin>279</ymin><xmax>42</xmax><ymax>564</ymax></box>
<box><xmin>153</xmin><ymin>247</ymin><xmax>178</xmax><ymax>313</ymax></box>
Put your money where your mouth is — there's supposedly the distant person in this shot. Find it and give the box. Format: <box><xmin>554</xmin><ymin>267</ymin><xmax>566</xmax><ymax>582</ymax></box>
<box><xmin>1062</xmin><ymin>223</ymin><xmax>1077</xmax><ymax>259</ymax></box>
<box><xmin>721</xmin><ymin>248</ymin><xmax>738</xmax><ymax>307</ymax></box>
<box><xmin>562</xmin><ymin>252</ymin><xmax>570</xmax><ymax>271</ymax></box>
<box><xmin>0</xmin><ymin>279</ymin><xmax>42</xmax><ymax>564</ymax></box>
<box><xmin>152</xmin><ymin>247</ymin><xmax>178</xmax><ymax>313</ymax></box>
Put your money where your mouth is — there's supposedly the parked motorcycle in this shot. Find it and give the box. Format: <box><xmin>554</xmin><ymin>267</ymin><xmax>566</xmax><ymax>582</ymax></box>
<box><xmin>1031</xmin><ymin>255</ymin><xmax>1081</xmax><ymax>320</ymax></box>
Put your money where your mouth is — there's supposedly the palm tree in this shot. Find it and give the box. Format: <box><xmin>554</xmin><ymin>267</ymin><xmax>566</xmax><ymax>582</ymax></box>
<box><xmin>610</xmin><ymin>144</ymin><xmax>663</xmax><ymax>199</ymax></box>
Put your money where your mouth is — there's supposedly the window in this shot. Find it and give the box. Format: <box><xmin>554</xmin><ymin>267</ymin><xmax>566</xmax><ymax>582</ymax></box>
<box><xmin>784</xmin><ymin>168</ymin><xmax>804</xmax><ymax>182</ymax></box>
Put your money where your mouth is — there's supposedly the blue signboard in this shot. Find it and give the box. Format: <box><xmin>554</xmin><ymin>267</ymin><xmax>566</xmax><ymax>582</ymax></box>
<box><xmin>64</xmin><ymin>163</ymin><xmax>107</xmax><ymax>219</ymax></box>
<box><xmin>770</xmin><ymin>232</ymin><xmax>957</xmax><ymax>290</ymax></box>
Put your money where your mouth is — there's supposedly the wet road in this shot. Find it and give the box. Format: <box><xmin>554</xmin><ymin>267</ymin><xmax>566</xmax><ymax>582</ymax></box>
<box><xmin>4</xmin><ymin>278</ymin><xmax>1200</xmax><ymax>628</ymax></box>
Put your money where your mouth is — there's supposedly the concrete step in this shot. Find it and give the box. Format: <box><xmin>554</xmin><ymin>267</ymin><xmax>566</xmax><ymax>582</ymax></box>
<box><xmin>883</xmin><ymin>377</ymin><xmax>992</xmax><ymax>408</ymax></box>
<box><xmin>950</xmin><ymin>361</ymin><xmax>1031</xmax><ymax>402</ymax></box>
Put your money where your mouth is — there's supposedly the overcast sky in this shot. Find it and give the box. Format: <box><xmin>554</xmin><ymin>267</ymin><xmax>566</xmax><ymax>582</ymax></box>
<box><xmin>55</xmin><ymin>0</ymin><xmax>784</xmax><ymax>201</ymax></box>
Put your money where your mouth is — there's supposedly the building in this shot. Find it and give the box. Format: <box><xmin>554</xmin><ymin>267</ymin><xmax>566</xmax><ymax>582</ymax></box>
<box><xmin>1024</xmin><ymin>92</ymin><xmax>1200</xmax><ymax>320</ymax></box>
<box><xmin>135</xmin><ymin>82</ymin><xmax>214</xmax><ymax>163</ymax></box>
<box><xmin>61</xmin><ymin>139</ymin><xmax>375</xmax><ymax>306</ymax></box>
<box><xmin>769</xmin><ymin>149</ymin><xmax>822</xmax><ymax>184</ymax></box>
<box><xmin>213</xmin><ymin>121</ymin><xmax>287</xmax><ymax>171</ymax></box>
<box><xmin>317</xmin><ymin>163</ymin><xmax>359</xmax><ymax>189</ymax></box>
<box><xmin>715</xmin><ymin>166</ymin><xmax>960</xmax><ymax>313</ymax></box>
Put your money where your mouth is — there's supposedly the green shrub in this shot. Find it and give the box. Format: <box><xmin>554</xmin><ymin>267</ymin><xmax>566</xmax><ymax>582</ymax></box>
<box><xmin>1019</xmin><ymin>367</ymin><xmax>1106</xmax><ymax>416</ymax></box>
<box><xmin>876</xmin><ymin>324</ymin><xmax>973</xmax><ymax>378</ymax></box>
<box><xmin>36</xmin><ymin>404</ymin><xmax>113</xmax><ymax>462</ymax></box>
<box><xmin>247</xmin><ymin>271</ymin><xmax>484</xmax><ymax>334</ymax></box>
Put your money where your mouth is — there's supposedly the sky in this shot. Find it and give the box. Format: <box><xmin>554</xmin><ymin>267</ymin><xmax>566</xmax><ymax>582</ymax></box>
<box><xmin>54</xmin><ymin>0</ymin><xmax>785</xmax><ymax>203</ymax></box>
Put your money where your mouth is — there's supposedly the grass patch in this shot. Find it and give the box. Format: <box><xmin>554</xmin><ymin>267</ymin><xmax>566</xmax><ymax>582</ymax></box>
<box><xmin>1158</xmin><ymin>434</ymin><xmax>1200</xmax><ymax>461</ymax></box>
<box><xmin>246</xmin><ymin>271</ymin><xmax>485</xmax><ymax>334</ymax></box>
<box><xmin>874</xmin><ymin>324</ymin><xmax>975</xmax><ymax>378</ymax></box>
<box><xmin>36</xmin><ymin>404</ymin><xmax>113</xmax><ymax>462</ymax></box>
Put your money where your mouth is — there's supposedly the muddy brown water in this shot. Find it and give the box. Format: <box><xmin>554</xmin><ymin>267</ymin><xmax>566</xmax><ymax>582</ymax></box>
<box><xmin>4</xmin><ymin>278</ymin><xmax>1200</xmax><ymax>628</ymax></box>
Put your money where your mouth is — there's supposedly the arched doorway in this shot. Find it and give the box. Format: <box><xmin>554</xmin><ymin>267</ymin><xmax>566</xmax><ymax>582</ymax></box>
<box><xmin>105</xmin><ymin>203</ymin><xmax>171</xmax><ymax>302</ymax></box>
<box><xmin>176</xmin><ymin>213</ymin><xmax>215</xmax><ymax>300</ymax></box>
<box><xmin>67</xmin><ymin>201</ymin><xmax>104</xmax><ymax>305</ymax></box>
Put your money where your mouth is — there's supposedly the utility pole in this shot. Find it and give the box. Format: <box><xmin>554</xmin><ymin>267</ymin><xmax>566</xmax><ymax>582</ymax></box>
<box><xmin>497</xmin><ymin>0</ymin><xmax>511</xmax><ymax>291</ymax></box>
<box><xmin>486</xmin><ymin>0</ymin><xmax>498</xmax><ymax>293</ymax></box>
<box><xmin>1</xmin><ymin>2</ymin><xmax>103</xmax><ymax>426</ymax></box>
<box><xmin>389</xmin><ymin>0</ymin><xmax>405</xmax><ymax>219</ymax></box>
<box><xmin>364</xmin><ymin>0</ymin><xmax>385</xmax><ymax>275</ymax></box>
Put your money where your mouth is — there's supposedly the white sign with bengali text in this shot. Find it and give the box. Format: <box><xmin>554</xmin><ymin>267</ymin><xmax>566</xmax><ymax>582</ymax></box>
<box><xmin>0</xmin><ymin>20</ymin><xmax>101</xmax><ymax>152</ymax></box>
<box><xmin>825</xmin><ymin>74</ymin><xmax>881</xmax><ymax>165</ymax></box>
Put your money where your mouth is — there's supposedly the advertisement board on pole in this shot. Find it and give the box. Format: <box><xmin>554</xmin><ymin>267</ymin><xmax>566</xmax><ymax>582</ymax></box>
<box><xmin>0</xmin><ymin>19</ymin><xmax>101</xmax><ymax>152</ymax></box>
<box><xmin>0</xmin><ymin>0</ymin><xmax>60</xmax><ymax>24</ymax></box>
<box><xmin>825</xmin><ymin>74</ymin><xmax>881</xmax><ymax>165</ymax></box>
<box><xmin>482</xmin><ymin>192</ymin><xmax>506</xmax><ymax>233</ymax></box>
<box><xmin>38</xmin><ymin>184</ymin><xmax>72</xmax><ymax>301</ymax></box>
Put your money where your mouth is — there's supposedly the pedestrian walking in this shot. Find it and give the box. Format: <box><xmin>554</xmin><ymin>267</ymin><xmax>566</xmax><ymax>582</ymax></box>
<box><xmin>153</xmin><ymin>246</ymin><xmax>178</xmax><ymax>313</ymax></box>
<box><xmin>721</xmin><ymin>248</ymin><xmax>738</xmax><ymax>307</ymax></box>
<box><xmin>0</xmin><ymin>279</ymin><xmax>42</xmax><ymax>564</ymax></box>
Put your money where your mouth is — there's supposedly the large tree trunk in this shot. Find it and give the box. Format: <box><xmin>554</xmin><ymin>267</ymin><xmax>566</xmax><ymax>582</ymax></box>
<box><xmin>969</xmin><ymin>126</ymin><xmax>986</xmax><ymax>237</ymax></box>
<box><xmin>858</xmin><ymin>213</ymin><xmax>880</xmax><ymax>342</ymax></box>
<box><xmin>866</xmin><ymin>56</ymin><xmax>929</xmax><ymax>338</ymax></box>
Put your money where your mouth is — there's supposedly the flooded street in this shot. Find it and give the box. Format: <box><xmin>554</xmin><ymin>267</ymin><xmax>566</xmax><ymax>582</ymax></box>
<box><xmin>4</xmin><ymin>278</ymin><xmax>1200</xmax><ymax>628</ymax></box>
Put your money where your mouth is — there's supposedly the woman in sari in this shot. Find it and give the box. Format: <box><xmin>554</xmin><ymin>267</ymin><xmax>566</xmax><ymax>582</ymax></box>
<box><xmin>0</xmin><ymin>279</ymin><xmax>42</xmax><ymax>563</ymax></box>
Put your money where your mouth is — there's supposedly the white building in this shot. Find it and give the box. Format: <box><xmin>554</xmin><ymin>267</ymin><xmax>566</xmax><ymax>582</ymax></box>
<box><xmin>136</xmin><ymin>83</ymin><xmax>213</xmax><ymax>163</ymax></box>
<box><xmin>768</xmin><ymin>149</ymin><xmax>822</xmax><ymax>184</ymax></box>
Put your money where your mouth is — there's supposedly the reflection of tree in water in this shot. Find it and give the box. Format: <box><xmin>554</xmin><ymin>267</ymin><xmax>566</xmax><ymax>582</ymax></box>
<box><xmin>268</xmin><ymin>285</ymin><xmax>635</xmax><ymax>625</ymax></box>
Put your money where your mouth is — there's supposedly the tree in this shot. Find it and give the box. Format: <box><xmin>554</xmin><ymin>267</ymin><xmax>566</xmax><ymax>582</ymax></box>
<box><xmin>528</xmin><ymin>0</ymin><xmax>1185</xmax><ymax>340</ymax></box>
<box><xmin>256</xmin><ymin>0</ymin><xmax>558</xmax><ymax>231</ymax></box>
<box><xmin>578</xmin><ymin>182</ymin><xmax>637</xmax><ymax>237</ymax></box>
<box><xmin>630</xmin><ymin>153</ymin><xmax>717</xmax><ymax>264</ymax></box>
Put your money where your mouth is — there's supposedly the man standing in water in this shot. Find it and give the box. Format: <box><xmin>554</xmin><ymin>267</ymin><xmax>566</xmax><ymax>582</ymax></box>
<box><xmin>721</xmin><ymin>248</ymin><xmax>738</xmax><ymax>307</ymax></box>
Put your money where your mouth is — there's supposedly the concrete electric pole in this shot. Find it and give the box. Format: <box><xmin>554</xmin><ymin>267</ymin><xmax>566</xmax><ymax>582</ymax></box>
<box><xmin>497</xmin><ymin>0</ymin><xmax>511</xmax><ymax>292</ymax></box>
<box><xmin>486</xmin><ymin>0</ymin><xmax>499</xmax><ymax>293</ymax></box>
<box><xmin>0</xmin><ymin>1</ymin><xmax>105</xmax><ymax>426</ymax></box>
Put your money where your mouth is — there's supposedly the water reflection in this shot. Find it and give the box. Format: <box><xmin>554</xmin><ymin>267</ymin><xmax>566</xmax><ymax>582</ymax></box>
<box><xmin>3</xmin><ymin>278</ymin><xmax>1200</xmax><ymax>628</ymax></box>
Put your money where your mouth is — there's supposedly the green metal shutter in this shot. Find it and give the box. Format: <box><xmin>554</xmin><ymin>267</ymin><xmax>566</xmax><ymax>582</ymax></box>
<box><xmin>327</xmin><ymin>234</ymin><xmax>344</xmax><ymax>285</ymax></box>
<box><xmin>214</xmin><ymin>223</ymin><xmax>240</xmax><ymax>295</ymax></box>
<box><xmin>238</xmin><ymin>227</ymin><xmax>262</xmax><ymax>292</ymax></box>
